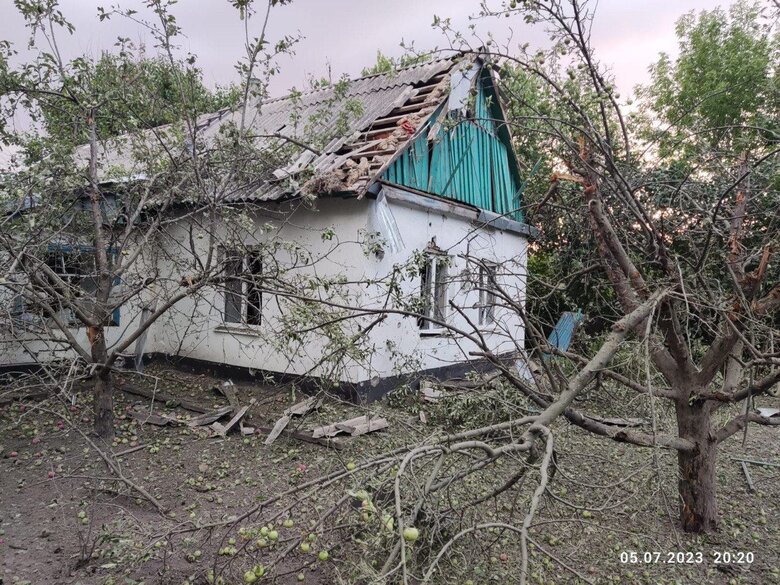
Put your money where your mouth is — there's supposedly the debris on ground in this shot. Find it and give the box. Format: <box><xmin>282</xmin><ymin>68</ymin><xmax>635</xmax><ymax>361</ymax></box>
<box><xmin>211</xmin><ymin>405</ymin><xmax>249</xmax><ymax>437</ymax></box>
<box><xmin>265</xmin><ymin>397</ymin><xmax>320</xmax><ymax>446</ymax></box>
<box><xmin>120</xmin><ymin>382</ymin><xmax>209</xmax><ymax>413</ymax></box>
<box><xmin>128</xmin><ymin>405</ymin><xmax>176</xmax><ymax>426</ymax></box>
<box><xmin>756</xmin><ymin>407</ymin><xmax>780</xmax><ymax>418</ymax></box>
<box><xmin>186</xmin><ymin>406</ymin><xmax>233</xmax><ymax>427</ymax></box>
<box><xmin>740</xmin><ymin>460</ymin><xmax>756</xmax><ymax>492</ymax></box>
<box><xmin>312</xmin><ymin>414</ymin><xmax>389</xmax><ymax>439</ymax></box>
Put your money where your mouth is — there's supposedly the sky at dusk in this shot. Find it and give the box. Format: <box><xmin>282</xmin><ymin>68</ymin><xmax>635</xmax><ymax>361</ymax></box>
<box><xmin>0</xmin><ymin>0</ymin><xmax>724</xmax><ymax>137</ymax></box>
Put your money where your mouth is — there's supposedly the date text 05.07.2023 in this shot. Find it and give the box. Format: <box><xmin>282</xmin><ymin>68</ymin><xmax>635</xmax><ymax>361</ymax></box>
<box><xmin>619</xmin><ymin>551</ymin><xmax>754</xmax><ymax>564</ymax></box>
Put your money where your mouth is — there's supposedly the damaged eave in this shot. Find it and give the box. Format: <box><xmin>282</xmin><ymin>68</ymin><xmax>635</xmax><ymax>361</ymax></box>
<box><xmin>377</xmin><ymin>182</ymin><xmax>540</xmax><ymax>240</ymax></box>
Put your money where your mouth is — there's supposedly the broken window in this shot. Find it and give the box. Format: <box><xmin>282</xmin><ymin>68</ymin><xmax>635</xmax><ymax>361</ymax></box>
<box><xmin>223</xmin><ymin>249</ymin><xmax>263</xmax><ymax>326</ymax></box>
<box><xmin>418</xmin><ymin>253</ymin><xmax>449</xmax><ymax>332</ymax></box>
<box><xmin>477</xmin><ymin>262</ymin><xmax>497</xmax><ymax>327</ymax></box>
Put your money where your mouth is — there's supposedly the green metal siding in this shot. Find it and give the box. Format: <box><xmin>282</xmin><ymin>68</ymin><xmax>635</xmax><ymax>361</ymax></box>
<box><xmin>383</xmin><ymin>69</ymin><xmax>523</xmax><ymax>221</ymax></box>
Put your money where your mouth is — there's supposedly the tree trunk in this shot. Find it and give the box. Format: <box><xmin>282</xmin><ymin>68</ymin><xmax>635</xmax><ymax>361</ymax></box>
<box><xmin>86</xmin><ymin>110</ymin><xmax>115</xmax><ymax>441</ymax></box>
<box><xmin>90</xmin><ymin>325</ymin><xmax>114</xmax><ymax>440</ymax></box>
<box><xmin>675</xmin><ymin>399</ymin><xmax>718</xmax><ymax>532</ymax></box>
<box><xmin>93</xmin><ymin>369</ymin><xmax>115</xmax><ymax>440</ymax></box>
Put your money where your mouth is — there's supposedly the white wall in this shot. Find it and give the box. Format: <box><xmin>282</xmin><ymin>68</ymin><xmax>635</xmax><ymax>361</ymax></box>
<box><xmin>361</xmin><ymin>189</ymin><xmax>528</xmax><ymax>380</ymax></box>
<box><xmin>147</xmin><ymin>189</ymin><xmax>528</xmax><ymax>385</ymax></box>
<box><xmin>1</xmin><ymin>189</ymin><xmax>529</xmax><ymax>388</ymax></box>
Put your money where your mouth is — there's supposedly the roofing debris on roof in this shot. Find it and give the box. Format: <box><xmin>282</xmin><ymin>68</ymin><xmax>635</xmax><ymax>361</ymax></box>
<box><xmin>72</xmin><ymin>54</ymin><xmax>473</xmax><ymax>203</ymax></box>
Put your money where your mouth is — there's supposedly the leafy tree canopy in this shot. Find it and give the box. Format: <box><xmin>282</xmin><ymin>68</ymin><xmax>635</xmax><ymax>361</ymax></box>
<box><xmin>360</xmin><ymin>50</ymin><xmax>431</xmax><ymax>77</ymax></box>
<box><xmin>639</xmin><ymin>1</ymin><xmax>779</xmax><ymax>159</ymax></box>
<box><xmin>36</xmin><ymin>53</ymin><xmax>240</xmax><ymax>148</ymax></box>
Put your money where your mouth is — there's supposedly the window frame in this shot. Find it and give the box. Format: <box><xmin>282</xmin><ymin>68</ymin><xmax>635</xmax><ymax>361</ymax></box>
<box><xmin>477</xmin><ymin>261</ymin><xmax>498</xmax><ymax>328</ymax></box>
<box><xmin>418</xmin><ymin>252</ymin><xmax>450</xmax><ymax>335</ymax></box>
<box><xmin>222</xmin><ymin>248</ymin><xmax>264</xmax><ymax>328</ymax></box>
<box><xmin>45</xmin><ymin>245</ymin><xmax>120</xmax><ymax>327</ymax></box>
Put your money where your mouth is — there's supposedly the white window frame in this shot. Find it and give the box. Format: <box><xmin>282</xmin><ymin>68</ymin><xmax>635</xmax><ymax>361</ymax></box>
<box><xmin>418</xmin><ymin>253</ymin><xmax>450</xmax><ymax>335</ymax></box>
<box><xmin>477</xmin><ymin>262</ymin><xmax>498</xmax><ymax>327</ymax></box>
<box><xmin>222</xmin><ymin>248</ymin><xmax>263</xmax><ymax>327</ymax></box>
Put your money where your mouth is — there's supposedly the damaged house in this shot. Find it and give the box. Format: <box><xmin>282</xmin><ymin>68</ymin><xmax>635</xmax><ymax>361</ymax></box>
<box><xmin>1</xmin><ymin>53</ymin><xmax>536</xmax><ymax>398</ymax></box>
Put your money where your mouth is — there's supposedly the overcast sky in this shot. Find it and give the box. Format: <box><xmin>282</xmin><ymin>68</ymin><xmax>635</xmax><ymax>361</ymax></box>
<box><xmin>1</xmin><ymin>0</ymin><xmax>723</xmax><ymax>122</ymax></box>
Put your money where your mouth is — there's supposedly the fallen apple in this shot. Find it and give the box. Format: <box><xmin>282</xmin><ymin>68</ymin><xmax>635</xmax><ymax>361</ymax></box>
<box><xmin>299</xmin><ymin>542</ymin><xmax>310</xmax><ymax>553</ymax></box>
<box><xmin>403</xmin><ymin>527</ymin><xmax>419</xmax><ymax>542</ymax></box>
<box><xmin>346</xmin><ymin>461</ymin><xmax>356</xmax><ymax>471</ymax></box>
<box><xmin>283</xmin><ymin>518</ymin><xmax>294</xmax><ymax>528</ymax></box>
<box><xmin>268</xmin><ymin>530</ymin><xmax>279</xmax><ymax>541</ymax></box>
<box><xmin>381</xmin><ymin>514</ymin><xmax>394</xmax><ymax>532</ymax></box>
<box><xmin>318</xmin><ymin>550</ymin><xmax>329</xmax><ymax>561</ymax></box>
<box><xmin>243</xmin><ymin>570</ymin><xmax>257</xmax><ymax>583</ymax></box>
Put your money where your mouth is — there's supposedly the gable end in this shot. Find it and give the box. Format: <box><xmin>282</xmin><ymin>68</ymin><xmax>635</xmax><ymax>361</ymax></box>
<box><xmin>382</xmin><ymin>64</ymin><xmax>523</xmax><ymax>222</ymax></box>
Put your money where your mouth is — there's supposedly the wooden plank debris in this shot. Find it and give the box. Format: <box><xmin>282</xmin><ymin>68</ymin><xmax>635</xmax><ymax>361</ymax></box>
<box><xmin>211</xmin><ymin>405</ymin><xmax>249</xmax><ymax>438</ymax></box>
<box><xmin>264</xmin><ymin>397</ymin><xmax>320</xmax><ymax>446</ymax></box>
<box><xmin>313</xmin><ymin>415</ymin><xmax>366</xmax><ymax>438</ymax></box>
<box><xmin>420</xmin><ymin>385</ymin><xmax>444</xmax><ymax>402</ymax></box>
<box><xmin>344</xmin><ymin>417</ymin><xmax>389</xmax><ymax>437</ymax></box>
<box><xmin>731</xmin><ymin>457</ymin><xmax>780</xmax><ymax>468</ymax></box>
<box><xmin>215</xmin><ymin>382</ymin><xmax>240</xmax><ymax>413</ymax></box>
<box><xmin>129</xmin><ymin>406</ymin><xmax>177</xmax><ymax>427</ymax></box>
<box><xmin>120</xmin><ymin>384</ymin><xmax>209</xmax><ymax>414</ymax></box>
<box><xmin>265</xmin><ymin>415</ymin><xmax>293</xmax><ymax>445</ymax></box>
<box><xmin>0</xmin><ymin>389</ymin><xmax>50</xmax><ymax>407</ymax></box>
<box><xmin>287</xmin><ymin>397</ymin><xmax>320</xmax><ymax>416</ymax></box>
<box><xmin>255</xmin><ymin>425</ymin><xmax>345</xmax><ymax>450</ymax></box>
<box><xmin>740</xmin><ymin>461</ymin><xmax>755</xmax><ymax>492</ymax></box>
<box><xmin>186</xmin><ymin>406</ymin><xmax>233</xmax><ymax>427</ymax></box>
<box><xmin>312</xmin><ymin>414</ymin><xmax>388</xmax><ymax>439</ymax></box>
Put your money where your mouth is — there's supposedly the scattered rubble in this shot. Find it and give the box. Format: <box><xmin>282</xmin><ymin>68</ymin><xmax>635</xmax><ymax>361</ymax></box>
<box><xmin>265</xmin><ymin>397</ymin><xmax>320</xmax><ymax>446</ymax></box>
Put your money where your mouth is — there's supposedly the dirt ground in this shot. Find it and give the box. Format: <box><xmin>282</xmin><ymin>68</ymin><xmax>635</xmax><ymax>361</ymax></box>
<box><xmin>1</xmin><ymin>365</ymin><xmax>779</xmax><ymax>585</ymax></box>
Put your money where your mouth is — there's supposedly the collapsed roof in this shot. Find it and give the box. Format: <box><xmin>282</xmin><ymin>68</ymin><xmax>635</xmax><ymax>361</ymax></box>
<box><xmin>74</xmin><ymin>54</ymin><xmax>479</xmax><ymax>202</ymax></box>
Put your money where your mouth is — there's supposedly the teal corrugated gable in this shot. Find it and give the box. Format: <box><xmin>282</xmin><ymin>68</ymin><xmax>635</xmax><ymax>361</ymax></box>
<box><xmin>381</xmin><ymin>68</ymin><xmax>525</xmax><ymax>220</ymax></box>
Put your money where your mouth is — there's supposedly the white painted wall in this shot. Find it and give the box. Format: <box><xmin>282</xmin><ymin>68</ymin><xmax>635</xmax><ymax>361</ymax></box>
<box><xmin>1</xmin><ymin>188</ymin><xmax>529</xmax><ymax>389</ymax></box>
<box><xmin>361</xmin><ymin>189</ymin><xmax>528</xmax><ymax>381</ymax></box>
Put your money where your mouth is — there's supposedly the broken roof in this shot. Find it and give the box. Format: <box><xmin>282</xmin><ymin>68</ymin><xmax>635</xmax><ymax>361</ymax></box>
<box><xmin>75</xmin><ymin>54</ymin><xmax>473</xmax><ymax>202</ymax></box>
